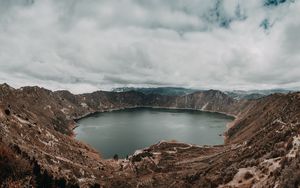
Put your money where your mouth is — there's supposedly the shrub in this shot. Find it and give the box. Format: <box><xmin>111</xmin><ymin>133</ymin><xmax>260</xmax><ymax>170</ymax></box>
<box><xmin>4</xmin><ymin>109</ymin><xmax>10</xmax><ymax>116</ymax></box>
<box><xmin>113</xmin><ymin>154</ymin><xmax>119</xmax><ymax>161</ymax></box>
<box><xmin>0</xmin><ymin>143</ymin><xmax>32</xmax><ymax>182</ymax></box>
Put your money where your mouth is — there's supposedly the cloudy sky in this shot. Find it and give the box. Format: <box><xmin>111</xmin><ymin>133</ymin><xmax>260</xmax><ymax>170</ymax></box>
<box><xmin>0</xmin><ymin>0</ymin><xmax>299</xmax><ymax>93</ymax></box>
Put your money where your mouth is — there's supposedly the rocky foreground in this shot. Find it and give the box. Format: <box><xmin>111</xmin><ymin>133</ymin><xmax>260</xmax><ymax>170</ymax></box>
<box><xmin>0</xmin><ymin>83</ymin><xmax>299</xmax><ymax>188</ymax></box>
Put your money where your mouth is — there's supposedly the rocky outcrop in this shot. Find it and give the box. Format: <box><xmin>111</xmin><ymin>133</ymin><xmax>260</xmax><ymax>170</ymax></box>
<box><xmin>0</xmin><ymin>83</ymin><xmax>299</xmax><ymax>187</ymax></box>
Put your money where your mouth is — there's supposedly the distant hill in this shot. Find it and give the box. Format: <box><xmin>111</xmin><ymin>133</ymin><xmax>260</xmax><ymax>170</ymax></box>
<box><xmin>112</xmin><ymin>87</ymin><xmax>295</xmax><ymax>100</ymax></box>
<box><xmin>225</xmin><ymin>89</ymin><xmax>294</xmax><ymax>100</ymax></box>
<box><xmin>112</xmin><ymin>87</ymin><xmax>199</xmax><ymax>96</ymax></box>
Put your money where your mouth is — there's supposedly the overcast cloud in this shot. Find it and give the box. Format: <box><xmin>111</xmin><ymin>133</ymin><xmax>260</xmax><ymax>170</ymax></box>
<box><xmin>0</xmin><ymin>0</ymin><xmax>299</xmax><ymax>93</ymax></box>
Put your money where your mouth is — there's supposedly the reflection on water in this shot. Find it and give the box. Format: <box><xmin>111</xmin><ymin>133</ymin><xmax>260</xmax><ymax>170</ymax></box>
<box><xmin>75</xmin><ymin>108</ymin><xmax>233</xmax><ymax>158</ymax></box>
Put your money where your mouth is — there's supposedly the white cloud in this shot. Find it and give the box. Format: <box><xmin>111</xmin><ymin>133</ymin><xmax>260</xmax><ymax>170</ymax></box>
<box><xmin>0</xmin><ymin>0</ymin><xmax>299</xmax><ymax>93</ymax></box>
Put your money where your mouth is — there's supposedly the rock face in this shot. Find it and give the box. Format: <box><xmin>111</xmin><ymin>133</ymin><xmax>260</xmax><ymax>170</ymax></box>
<box><xmin>0</xmin><ymin>84</ymin><xmax>299</xmax><ymax>187</ymax></box>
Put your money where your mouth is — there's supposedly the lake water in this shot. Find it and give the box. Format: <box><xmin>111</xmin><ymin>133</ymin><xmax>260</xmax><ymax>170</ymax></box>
<box><xmin>75</xmin><ymin>108</ymin><xmax>233</xmax><ymax>158</ymax></box>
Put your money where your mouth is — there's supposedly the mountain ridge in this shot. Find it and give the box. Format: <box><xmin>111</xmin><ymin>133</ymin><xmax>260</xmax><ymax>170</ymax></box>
<box><xmin>0</xmin><ymin>84</ymin><xmax>299</xmax><ymax>187</ymax></box>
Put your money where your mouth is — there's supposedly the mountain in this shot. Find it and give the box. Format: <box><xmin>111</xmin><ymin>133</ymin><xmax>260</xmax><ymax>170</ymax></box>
<box><xmin>112</xmin><ymin>87</ymin><xmax>199</xmax><ymax>96</ymax></box>
<box><xmin>0</xmin><ymin>83</ymin><xmax>299</xmax><ymax>187</ymax></box>
<box><xmin>112</xmin><ymin>87</ymin><xmax>294</xmax><ymax>100</ymax></box>
<box><xmin>225</xmin><ymin>89</ymin><xmax>293</xmax><ymax>100</ymax></box>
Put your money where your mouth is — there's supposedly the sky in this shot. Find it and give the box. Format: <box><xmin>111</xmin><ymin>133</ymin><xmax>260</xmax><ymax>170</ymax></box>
<box><xmin>0</xmin><ymin>0</ymin><xmax>299</xmax><ymax>93</ymax></box>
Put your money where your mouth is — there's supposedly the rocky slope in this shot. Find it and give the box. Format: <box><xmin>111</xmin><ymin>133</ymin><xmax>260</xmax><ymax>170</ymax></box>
<box><xmin>0</xmin><ymin>83</ymin><xmax>299</xmax><ymax>187</ymax></box>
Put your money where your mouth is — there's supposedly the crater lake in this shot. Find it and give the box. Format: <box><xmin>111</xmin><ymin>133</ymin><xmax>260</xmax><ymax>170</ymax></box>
<box><xmin>75</xmin><ymin>108</ymin><xmax>234</xmax><ymax>158</ymax></box>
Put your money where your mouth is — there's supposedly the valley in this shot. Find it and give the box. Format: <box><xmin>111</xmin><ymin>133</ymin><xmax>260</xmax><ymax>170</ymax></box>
<box><xmin>0</xmin><ymin>83</ymin><xmax>299</xmax><ymax>187</ymax></box>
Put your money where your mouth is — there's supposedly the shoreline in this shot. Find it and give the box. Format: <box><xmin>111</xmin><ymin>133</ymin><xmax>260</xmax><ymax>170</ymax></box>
<box><xmin>72</xmin><ymin>106</ymin><xmax>238</xmax><ymax>158</ymax></box>
<box><xmin>73</xmin><ymin>105</ymin><xmax>237</xmax><ymax>122</ymax></box>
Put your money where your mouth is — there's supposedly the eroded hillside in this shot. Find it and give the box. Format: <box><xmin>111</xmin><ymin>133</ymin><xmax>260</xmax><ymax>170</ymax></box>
<box><xmin>0</xmin><ymin>84</ymin><xmax>299</xmax><ymax>187</ymax></box>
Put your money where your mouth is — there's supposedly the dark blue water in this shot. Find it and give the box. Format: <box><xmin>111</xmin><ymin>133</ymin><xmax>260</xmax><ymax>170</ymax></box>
<box><xmin>75</xmin><ymin>108</ymin><xmax>233</xmax><ymax>158</ymax></box>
